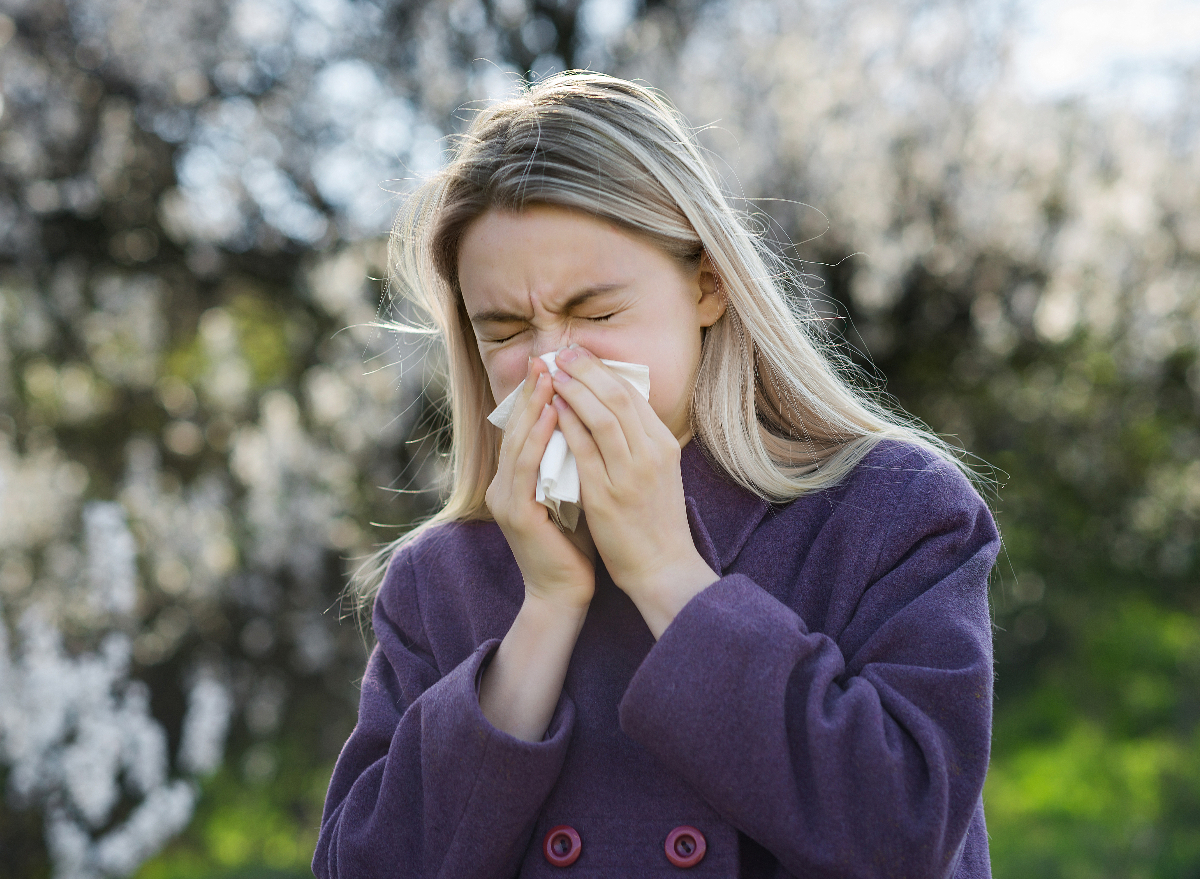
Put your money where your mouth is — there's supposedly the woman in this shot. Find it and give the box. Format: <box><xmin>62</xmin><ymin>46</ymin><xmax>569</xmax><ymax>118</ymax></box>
<box><xmin>314</xmin><ymin>71</ymin><xmax>998</xmax><ymax>878</ymax></box>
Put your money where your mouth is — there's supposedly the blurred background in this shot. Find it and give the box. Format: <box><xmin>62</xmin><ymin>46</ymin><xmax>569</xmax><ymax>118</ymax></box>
<box><xmin>0</xmin><ymin>0</ymin><xmax>1198</xmax><ymax>876</ymax></box>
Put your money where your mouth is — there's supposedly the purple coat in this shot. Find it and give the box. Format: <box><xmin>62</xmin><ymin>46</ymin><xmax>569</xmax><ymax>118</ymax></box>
<box><xmin>315</xmin><ymin>440</ymin><xmax>999</xmax><ymax>878</ymax></box>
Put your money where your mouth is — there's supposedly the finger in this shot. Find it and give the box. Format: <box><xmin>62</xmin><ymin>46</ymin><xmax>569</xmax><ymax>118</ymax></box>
<box><xmin>552</xmin><ymin>349</ymin><xmax>650</xmax><ymax>456</ymax></box>
<box><xmin>512</xmin><ymin>402</ymin><xmax>558</xmax><ymax>490</ymax></box>
<box><xmin>499</xmin><ymin>369</ymin><xmax>554</xmax><ymax>464</ymax></box>
<box><xmin>552</xmin><ymin>395</ymin><xmax>609</xmax><ymax>492</ymax></box>
<box><xmin>554</xmin><ymin>365</ymin><xmax>643</xmax><ymax>465</ymax></box>
<box><xmin>504</xmin><ymin>358</ymin><xmax>552</xmax><ymax>438</ymax></box>
<box><xmin>488</xmin><ymin>400</ymin><xmax>557</xmax><ymax>520</ymax></box>
<box><xmin>625</xmin><ymin>388</ymin><xmax>678</xmax><ymax>446</ymax></box>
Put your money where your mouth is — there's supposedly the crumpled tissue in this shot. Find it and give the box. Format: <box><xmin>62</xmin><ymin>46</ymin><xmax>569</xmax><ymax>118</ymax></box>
<box><xmin>487</xmin><ymin>350</ymin><xmax>651</xmax><ymax>531</ymax></box>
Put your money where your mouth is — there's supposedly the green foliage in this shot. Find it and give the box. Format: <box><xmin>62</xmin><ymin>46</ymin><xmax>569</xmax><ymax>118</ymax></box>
<box><xmin>135</xmin><ymin>750</ymin><xmax>329</xmax><ymax>879</ymax></box>
<box><xmin>227</xmin><ymin>294</ymin><xmax>293</xmax><ymax>391</ymax></box>
<box><xmin>985</xmin><ymin>595</ymin><xmax>1200</xmax><ymax>877</ymax></box>
<box><xmin>884</xmin><ymin>330</ymin><xmax>1200</xmax><ymax>877</ymax></box>
<box><xmin>987</xmin><ymin>726</ymin><xmax>1200</xmax><ymax>879</ymax></box>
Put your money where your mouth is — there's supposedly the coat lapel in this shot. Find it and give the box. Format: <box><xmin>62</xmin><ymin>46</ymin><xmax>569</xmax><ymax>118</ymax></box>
<box><xmin>680</xmin><ymin>441</ymin><xmax>770</xmax><ymax>573</ymax></box>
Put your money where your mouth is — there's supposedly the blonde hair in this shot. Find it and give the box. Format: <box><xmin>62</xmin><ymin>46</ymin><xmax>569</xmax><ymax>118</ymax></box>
<box><xmin>357</xmin><ymin>71</ymin><xmax>969</xmax><ymax>605</ymax></box>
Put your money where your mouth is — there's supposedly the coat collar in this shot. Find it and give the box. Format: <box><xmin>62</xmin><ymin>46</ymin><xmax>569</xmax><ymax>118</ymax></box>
<box><xmin>680</xmin><ymin>440</ymin><xmax>770</xmax><ymax>573</ymax></box>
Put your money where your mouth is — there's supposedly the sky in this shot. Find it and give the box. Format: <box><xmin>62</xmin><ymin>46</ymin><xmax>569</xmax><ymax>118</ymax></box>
<box><xmin>1013</xmin><ymin>0</ymin><xmax>1200</xmax><ymax>112</ymax></box>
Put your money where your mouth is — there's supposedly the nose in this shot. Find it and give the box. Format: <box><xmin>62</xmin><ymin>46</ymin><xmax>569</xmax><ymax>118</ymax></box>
<box><xmin>530</xmin><ymin>326</ymin><xmax>571</xmax><ymax>359</ymax></box>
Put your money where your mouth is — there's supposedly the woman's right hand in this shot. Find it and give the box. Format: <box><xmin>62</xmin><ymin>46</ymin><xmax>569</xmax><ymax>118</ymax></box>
<box><xmin>481</xmin><ymin>357</ymin><xmax>595</xmax><ymax>741</ymax></box>
<box><xmin>486</xmin><ymin>356</ymin><xmax>596</xmax><ymax>609</ymax></box>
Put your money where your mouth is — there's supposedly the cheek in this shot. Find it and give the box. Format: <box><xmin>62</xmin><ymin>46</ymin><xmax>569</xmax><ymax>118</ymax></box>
<box><xmin>481</xmin><ymin>345</ymin><xmax>531</xmax><ymax>402</ymax></box>
<box><xmin>646</xmin><ymin>337</ymin><xmax>703</xmax><ymax>423</ymax></box>
<box><xmin>649</xmin><ymin>374</ymin><xmax>685</xmax><ymax>411</ymax></box>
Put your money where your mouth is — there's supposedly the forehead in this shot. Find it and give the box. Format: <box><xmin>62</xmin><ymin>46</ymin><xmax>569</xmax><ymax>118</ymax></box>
<box><xmin>457</xmin><ymin>206</ymin><xmax>655</xmax><ymax>310</ymax></box>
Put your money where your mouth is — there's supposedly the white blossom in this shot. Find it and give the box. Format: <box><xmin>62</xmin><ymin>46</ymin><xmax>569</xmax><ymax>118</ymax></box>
<box><xmin>93</xmin><ymin>781</ymin><xmax>196</xmax><ymax>876</ymax></box>
<box><xmin>178</xmin><ymin>673</ymin><xmax>233</xmax><ymax>775</ymax></box>
<box><xmin>0</xmin><ymin>494</ymin><xmax>227</xmax><ymax>878</ymax></box>
<box><xmin>45</xmin><ymin>808</ymin><xmax>96</xmax><ymax>879</ymax></box>
<box><xmin>0</xmin><ymin>604</ymin><xmax>205</xmax><ymax>878</ymax></box>
<box><xmin>84</xmin><ymin>502</ymin><xmax>138</xmax><ymax>616</ymax></box>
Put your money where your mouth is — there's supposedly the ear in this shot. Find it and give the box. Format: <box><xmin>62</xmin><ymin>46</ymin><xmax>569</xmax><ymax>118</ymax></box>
<box><xmin>696</xmin><ymin>252</ymin><xmax>727</xmax><ymax>328</ymax></box>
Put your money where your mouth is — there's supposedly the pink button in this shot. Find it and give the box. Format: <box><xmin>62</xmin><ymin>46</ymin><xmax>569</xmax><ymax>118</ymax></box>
<box><xmin>665</xmin><ymin>825</ymin><xmax>706</xmax><ymax>868</ymax></box>
<box><xmin>543</xmin><ymin>825</ymin><xmax>582</xmax><ymax>867</ymax></box>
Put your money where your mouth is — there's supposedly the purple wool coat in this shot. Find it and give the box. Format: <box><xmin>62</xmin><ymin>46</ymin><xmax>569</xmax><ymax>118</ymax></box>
<box><xmin>314</xmin><ymin>440</ymin><xmax>1000</xmax><ymax>878</ymax></box>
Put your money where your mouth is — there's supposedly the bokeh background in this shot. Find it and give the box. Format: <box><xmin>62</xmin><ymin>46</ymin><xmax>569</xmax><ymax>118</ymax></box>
<box><xmin>1</xmin><ymin>0</ymin><xmax>1198</xmax><ymax>876</ymax></box>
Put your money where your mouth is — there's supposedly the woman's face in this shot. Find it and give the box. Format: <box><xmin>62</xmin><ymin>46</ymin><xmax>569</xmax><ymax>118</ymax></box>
<box><xmin>457</xmin><ymin>205</ymin><xmax>724</xmax><ymax>443</ymax></box>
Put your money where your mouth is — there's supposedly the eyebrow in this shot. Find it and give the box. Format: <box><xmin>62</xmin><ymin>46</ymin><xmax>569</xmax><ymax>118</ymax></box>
<box><xmin>468</xmin><ymin>284</ymin><xmax>625</xmax><ymax>325</ymax></box>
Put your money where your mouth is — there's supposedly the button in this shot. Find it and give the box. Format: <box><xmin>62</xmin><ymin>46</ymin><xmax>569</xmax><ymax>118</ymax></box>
<box><xmin>543</xmin><ymin>825</ymin><xmax>582</xmax><ymax>867</ymax></box>
<box><xmin>665</xmin><ymin>826</ymin><xmax>706</xmax><ymax>868</ymax></box>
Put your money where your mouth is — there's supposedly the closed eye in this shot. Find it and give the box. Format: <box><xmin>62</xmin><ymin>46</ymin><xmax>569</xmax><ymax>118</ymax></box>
<box><xmin>481</xmin><ymin>326</ymin><xmax>527</xmax><ymax>344</ymax></box>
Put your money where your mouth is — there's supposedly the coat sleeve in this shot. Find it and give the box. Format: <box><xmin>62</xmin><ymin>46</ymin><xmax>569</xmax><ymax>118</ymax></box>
<box><xmin>313</xmin><ymin>548</ymin><xmax>575</xmax><ymax>879</ymax></box>
<box><xmin>618</xmin><ymin>455</ymin><xmax>998</xmax><ymax>879</ymax></box>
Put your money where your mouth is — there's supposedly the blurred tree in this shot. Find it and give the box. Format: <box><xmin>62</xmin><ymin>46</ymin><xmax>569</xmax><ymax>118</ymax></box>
<box><xmin>0</xmin><ymin>0</ymin><xmax>712</xmax><ymax>875</ymax></box>
<box><xmin>624</xmin><ymin>1</ymin><xmax>1200</xmax><ymax>875</ymax></box>
<box><xmin>0</xmin><ymin>0</ymin><xmax>1197</xmax><ymax>877</ymax></box>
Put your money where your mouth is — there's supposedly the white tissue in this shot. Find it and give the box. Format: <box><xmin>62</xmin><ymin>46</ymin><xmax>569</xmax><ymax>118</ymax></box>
<box><xmin>487</xmin><ymin>350</ymin><xmax>651</xmax><ymax>531</ymax></box>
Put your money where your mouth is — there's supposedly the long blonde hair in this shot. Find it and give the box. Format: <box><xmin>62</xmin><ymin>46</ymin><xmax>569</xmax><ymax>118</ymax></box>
<box><xmin>357</xmin><ymin>71</ymin><xmax>968</xmax><ymax>605</ymax></box>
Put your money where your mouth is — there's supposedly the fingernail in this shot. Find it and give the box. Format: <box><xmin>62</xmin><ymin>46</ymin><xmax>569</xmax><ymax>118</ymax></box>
<box><xmin>552</xmin><ymin>396</ymin><xmax>568</xmax><ymax>410</ymax></box>
<box><xmin>557</xmin><ymin>348</ymin><xmax>579</xmax><ymax>364</ymax></box>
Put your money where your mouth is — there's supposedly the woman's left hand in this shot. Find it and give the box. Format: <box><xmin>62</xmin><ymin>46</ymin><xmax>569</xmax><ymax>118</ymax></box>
<box><xmin>550</xmin><ymin>347</ymin><xmax>719</xmax><ymax>638</ymax></box>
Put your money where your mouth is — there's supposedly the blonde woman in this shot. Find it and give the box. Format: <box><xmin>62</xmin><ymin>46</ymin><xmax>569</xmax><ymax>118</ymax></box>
<box><xmin>315</xmin><ymin>72</ymin><xmax>999</xmax><ymax>878</ymax></box>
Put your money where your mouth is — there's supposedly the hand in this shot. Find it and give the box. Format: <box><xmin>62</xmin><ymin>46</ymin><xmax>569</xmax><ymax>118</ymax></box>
<box><xmin>486</xmin><ymin>356</ymin><xmax>596</xmax><ymax>610</ymax></box>
<box><xmin>550</xmin><ymin>348</ymin><xmax>718</xmax><ymax>637</ymax></box>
